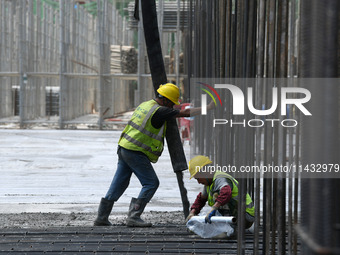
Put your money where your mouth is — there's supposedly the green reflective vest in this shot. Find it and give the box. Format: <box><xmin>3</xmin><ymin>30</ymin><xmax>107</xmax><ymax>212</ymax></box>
<box><xmin>206</xmin><ymin>171</ymin><xmax>255</xmax><ymax>217</ymax></box>
<box><xmin>118</xmin><ymin>100</ymin><xmax>166</xmax><ymax>163</ymax></box>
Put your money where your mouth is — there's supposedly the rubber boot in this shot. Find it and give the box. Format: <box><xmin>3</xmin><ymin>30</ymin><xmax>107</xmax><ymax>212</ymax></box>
<box><xmin>126</xmin><ymin>197</ymin><xmax>152</xmax><ymax>227</ymax></box>
<box><xmin>94</xmin><ymin>198</ymin><xmax>114</xmax><ymax>226</ymax></box>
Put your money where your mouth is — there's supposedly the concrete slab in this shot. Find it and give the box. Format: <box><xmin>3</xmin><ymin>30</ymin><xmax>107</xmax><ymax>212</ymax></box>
<box><xmin>0</xmin><ymin>129</ymin><xmax>201</xmax><ymax>214</ymax></box>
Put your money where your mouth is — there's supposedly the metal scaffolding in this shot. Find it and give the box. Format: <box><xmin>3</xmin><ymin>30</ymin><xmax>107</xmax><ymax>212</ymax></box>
<box><xmin>0</xmin><ymin>0</ymin><xmax>185</xmax><ymax>129</ymax></box>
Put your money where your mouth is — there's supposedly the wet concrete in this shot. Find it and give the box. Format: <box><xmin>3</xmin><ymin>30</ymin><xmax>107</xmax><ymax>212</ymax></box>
<box><xmin>0</xmin><ymin>129</ymin><xmax>200</xmax><ymax>215</ymax></box>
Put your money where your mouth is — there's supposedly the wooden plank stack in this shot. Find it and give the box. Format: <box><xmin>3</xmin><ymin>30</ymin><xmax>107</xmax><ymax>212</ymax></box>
<box><xmin>110</xmin><ymin>45</ymin><xmax>137</xmax><ymax>74</ymax></box>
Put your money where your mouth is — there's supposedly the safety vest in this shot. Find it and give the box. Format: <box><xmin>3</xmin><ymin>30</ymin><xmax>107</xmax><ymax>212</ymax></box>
<box><xmin>206</xmin><ymin>171</ymin><xmax>255</xmax><ymax>217</ymax></box>
<box><xmin>118</xmin><ymin>100</ymin><xmax>166</xmax><ymax>163</ymax></box>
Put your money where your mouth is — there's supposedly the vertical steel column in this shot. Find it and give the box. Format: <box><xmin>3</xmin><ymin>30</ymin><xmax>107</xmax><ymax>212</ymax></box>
<box><xmin>246</xmin><ymin>0</ymin><xmax>257</xmax><ymax>79</ymax></box>
<box><xmin>59</xmin><ymin>0</ymin><xmax>66</xmax><ymax>129</ymax></box>
<box><xmin>300</xmin><ymin>1</ymin><xmax>340</xmax><ymax>254</ymax></box>
<box><xmin>192</xmin><ymin>0</ymin><xmax>200</xmax><ymax>155</ymax></box>
<box><xmin>214</xmin><ymin>0</ymin><xmax>219</xmax><ymax>78</ymax></box>
<box><xmin>10</xmin><ymin>1</ymin><xmax>15</xmax><ymax>117</ymax></box>
<box><xmin>70</xmin><ymin>2</ymin><xmax>74</xmax><ymax>118</ymax></box>
<box><xmin>64</xmin><ymin>1</ymin><xmax>70</xmax><ymax>121</ymax></box>
<box><xmin>288</xmin><ymin>0</ymin><xmax>296</xmax><ymax>79</ymax></box>
<box><xmin>235</xmin><ymin>0</ymin><xmax>248</xmax><ymax>253</ymax></box>
<box><xmin>230</xmin><ymin>0</ymin><xmax>236</xmax><ymax>78</ymax></box>
<box><xmin>187</xmin><ymin>0</ymin><xmax>193</xmax><ymax>97</ymax></box>
<box><xmin>97</xmin><ymin>0</ymin><xmax>104</xmax><ymax>129</ymax></box>
<box><xmin>206</xmin><ymin>1</ymin><xmax>213</xmax><ymax>78</ymax></box>
<box><xmin>36</xmin><ymin>0</ymin><xmax>45</xmax><ymax>118</ymax></box>
<box><xmin>136</xmin><ymin>0</ymin><xmax>144</xmax><ymax>106</ymax></box>
<box><xmin>225</xmin><ymin>0</ymin><xmax>231</xmax><ymax>78</ymax></box>
<box><xmin>194</xmin><ymin>0</ymin><xmax>200</xmax><ymax>78</ymax></box>
<box><xmin>2</xmin><ymin>1</ymin><xmax>6</xmax><ymax>115</ymax></box>
<box><xmin>226</xmin><ymin>0</ymin><xmax>233</xmax><ymax>165</ymax></box>
<box><xmin>276</xmin><ymin>1</ymin><xmax>289</xmax><ymax>254</ymax></box>
<box><xmin>288</xmin><ymin>1</ymin><xmax>297</xmax><ymax>254</ymax></box>
<box><xmin>335</xmin><ymin>180</ymin><xmax>340</xmax><ymax>252</ymax></box>
<box><xmin>0</xmin><ymin>1</ymin><xmax>2</xmax><ymax>82</ymax></box>
<box><xmin>175</xmin><ymin>0</ymin><xmax>180</xmax><ymax>87</ymax></box>
<box><xmin>27</xmin><ymin>0</ymin><xmax>33</xmax><ymax>120</ymax></box>
<box><xmin>215</xmin><ymin>0</ymin><xmax>226</xmax><ymax>166</ymax></box>
<box><xmin>219</xmin><ymin>0</ymin><xmax>226</xmax><ymax>78</ymax></box>
<box><xmin>19</xmin><ymin>0</ymin><xmax>27</xmax><ymax>128</ymax></box>
<box><xmin>254</xmin><ymin>1</ymin><xmax>266</xmax><ymax>254</ymax></box>
<box><xmin>263</xmin><ymin>1</ymin><xmax>276</xmax><ymax>254</ymax></box>
<box><xmin>287</xmin><ymin>123</ymin><xmax>294</xmax><ymax>255</ymax></box>
<box><xmin>205</xmin><ymin>1</ymin><xmax>212</xmax><ymax>157</ymax></box>
<box><xmin>197</xmin><ymin>0</ymin><xmax>204</xmax><ymax>154</ymax></box>
<box><xmin>1</xmin><ymin>1</ymin><xmax>6</xmax><ymax>117</ymax></box>
<box><xmin>103</xmin><ymin>0</ymin><xmax>111</xmax><ymax>121</ymax></box>
<box><xmin>293</xmin><ymin>125</ymin><xmax>300</xmax><ymax>255</ymax></box>
<box><xmin>246</xmin><ymin>1</ymin><xmax>257</xmax><ymax>219</ymax></box>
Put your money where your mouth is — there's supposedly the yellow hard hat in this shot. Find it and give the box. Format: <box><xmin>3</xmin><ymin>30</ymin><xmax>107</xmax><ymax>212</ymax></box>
<box><xmin>188</xmin><ymin>155</ymin><xmax>212</xmax><ymax>179</ymax></box>
<box><xmin>157</xmin><ymin>83</ymin><xmax>180</xmax><ymax>105</ymax></box>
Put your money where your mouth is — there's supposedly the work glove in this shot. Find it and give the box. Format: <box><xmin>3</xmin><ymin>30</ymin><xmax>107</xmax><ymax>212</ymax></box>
<box><xmin>205</xmin><ymin>206</ymin><xmax>218</xmax><ymax>224</ymax></box>
<box><xmin>185</xmin><ymin>211</ymin><xmax>195</xmax><ymax>223</ymax></box>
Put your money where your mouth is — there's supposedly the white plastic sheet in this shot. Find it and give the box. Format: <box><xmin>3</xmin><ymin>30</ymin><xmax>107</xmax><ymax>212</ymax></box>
<box><xmin>186</xmin><ymin>216</ymin><xmax>236</xmax><ymax>238</ymax></box>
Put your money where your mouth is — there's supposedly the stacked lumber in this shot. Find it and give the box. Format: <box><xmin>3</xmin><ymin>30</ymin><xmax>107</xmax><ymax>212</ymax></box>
<box><xmin>110</xmin><ymin>45</ymin><xmax>121</xmax><ymax>73</ymax></box>
<box><xmin>110</xmin><ymin>45</ymin><xmax>137</xmax><ymax>74</ymax></box>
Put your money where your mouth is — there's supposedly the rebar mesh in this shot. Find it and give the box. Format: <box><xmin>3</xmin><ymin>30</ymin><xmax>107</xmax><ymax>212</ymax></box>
<box><xmin>186</xmin><ymin>0</ymin><xmax>339</xmax><ymax>254</ymax></box>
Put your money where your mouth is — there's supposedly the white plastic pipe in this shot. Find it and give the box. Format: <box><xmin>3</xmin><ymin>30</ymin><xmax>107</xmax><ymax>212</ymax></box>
<box><xmin>191</xmin><ymin>216</ymin><xmax>236</xmax><ymax>224</ymax></box>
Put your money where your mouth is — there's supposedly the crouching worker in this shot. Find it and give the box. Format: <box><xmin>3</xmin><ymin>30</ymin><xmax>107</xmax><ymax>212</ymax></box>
<box><xmin>186</xmin><ymin>155</ymin><xmax>255</xmax><ymax>232</ymax></box>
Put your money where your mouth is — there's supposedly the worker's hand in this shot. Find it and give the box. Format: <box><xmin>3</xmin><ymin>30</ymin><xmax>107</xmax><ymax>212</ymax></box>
<box><xmin>205</xmin><ymin>206</ymin><xmax>218</xmax><ymax>224</ymax></box>
<box><xmin>185</xmin><ymin>210</ymin><xmax>196</xmax><ymax>223</ymax></box>
<box><xmin>207</xmin><ymin>100</ymin><xmax>216</xmax><ymax>111</ymax></box>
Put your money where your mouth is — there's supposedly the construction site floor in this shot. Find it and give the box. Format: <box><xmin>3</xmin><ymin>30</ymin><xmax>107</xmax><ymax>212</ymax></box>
<box><xmin>0</xmin><ymin>129</ymin><xmax>299</xmax><ymax>254</ymax></box>
<box><xmin>0</xmin><ymin>225</ymin><xmax>259</xmax><ymax>254</ymax></box>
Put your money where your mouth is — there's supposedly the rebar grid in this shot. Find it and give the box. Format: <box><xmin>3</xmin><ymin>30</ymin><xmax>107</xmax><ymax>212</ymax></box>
<box><xmin>0</xmin><ymin>225</ymin><xmax>269</xmax><ymax>254</ymax></box>
<box><xmin>186</xmin><ymin>0</ymin><xmax>339</xmax><ymax>254</ymax></box>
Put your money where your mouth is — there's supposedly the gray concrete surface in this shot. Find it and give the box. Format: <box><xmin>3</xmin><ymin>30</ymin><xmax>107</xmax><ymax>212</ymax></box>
<box><xmin>0</xmin><ymin>129</ymin><xmax>200</xmax><ymax>215</ymax></box>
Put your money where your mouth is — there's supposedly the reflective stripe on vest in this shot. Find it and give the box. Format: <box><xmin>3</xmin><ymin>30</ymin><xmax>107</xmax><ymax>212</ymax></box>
<box><xmin>126</xmin><ymin>104</ymin><xmax>165</xmax><ymax>142</ymax></box>
<box><xmin>120</xmin><ymin>133</ymin><xmax>162</xmax><ymax>157</ymax></box>
<box><xmin>207</xmin><ymin>171</ymin><xmax>255</xmax><ymax>217</ymax></box>
<box><xmin>118</xmin><ymin>100</ymin><xmax>166</xmax><ymax>163</ymax></box>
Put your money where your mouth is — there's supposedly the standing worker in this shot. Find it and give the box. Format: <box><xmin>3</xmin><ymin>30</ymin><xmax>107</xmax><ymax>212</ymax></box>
<box><xmin>94</xmin><ymin>83</ymin><xmax>214</xmax><ymax>227</ymax></box>
<box><xmin>186</xmin><ymin>155</ymin><xmax>255</xmax><ymax>230</ymax></box>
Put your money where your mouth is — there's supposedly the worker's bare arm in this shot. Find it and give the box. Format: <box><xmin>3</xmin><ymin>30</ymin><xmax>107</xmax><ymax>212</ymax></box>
<box><xmin>175</xmin><ymin>107</ymin><xmax>201</xmax><ymax>117</ymax></box>
<box><xmin>212</xmin><ymin>201</ymin><xmax>221</xmax><ymax>209</ymax></box>
<box><xmin>175</xmin><ymin>101</ymin><xmax>215</xmax><ymax>118</ymax></box>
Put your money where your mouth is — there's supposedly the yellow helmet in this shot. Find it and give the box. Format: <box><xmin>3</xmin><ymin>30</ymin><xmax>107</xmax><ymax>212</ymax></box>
<box><xmin>188</xmin><ymin>155</ymin><xmax>212</xmax><ymax>179</ymax></box>
<box><xmin>157</xmin><ymin>83</ymin><xmax>180</xmax><ymax>105</ymax></box>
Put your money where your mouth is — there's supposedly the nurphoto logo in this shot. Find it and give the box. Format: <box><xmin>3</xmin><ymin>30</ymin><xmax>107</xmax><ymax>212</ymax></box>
<box><xmin>197</xmin><ymin>82</ymin><xmax>223</xmax><ymax>115</ymax></box>
<box><xmin>197</xmin><ymin>81</ymin><xmax>312</xmax><ymax>128</ymax></box>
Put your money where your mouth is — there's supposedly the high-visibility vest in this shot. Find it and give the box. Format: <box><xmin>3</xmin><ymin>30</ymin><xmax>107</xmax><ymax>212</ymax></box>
<box><xmin>206</xmin><ymin>171</ymin><xmax>255</xmax><ymax>217</ymax></box>
<box><xmin>118</xmin><ymin>100</ymin><xmax>166</xmax><ymax>163</ymax></box>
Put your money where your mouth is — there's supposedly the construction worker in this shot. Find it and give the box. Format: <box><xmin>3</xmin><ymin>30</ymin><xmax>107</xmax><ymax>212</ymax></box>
<box><xmin>94</xmin><ymin>83</ymin><xmax>214</xmax><ymax>227</ymax></box>
<box><xmin>186</xmin><ymin>155</ymin><xmax>255</xmax><ymax>230</ymax></box>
